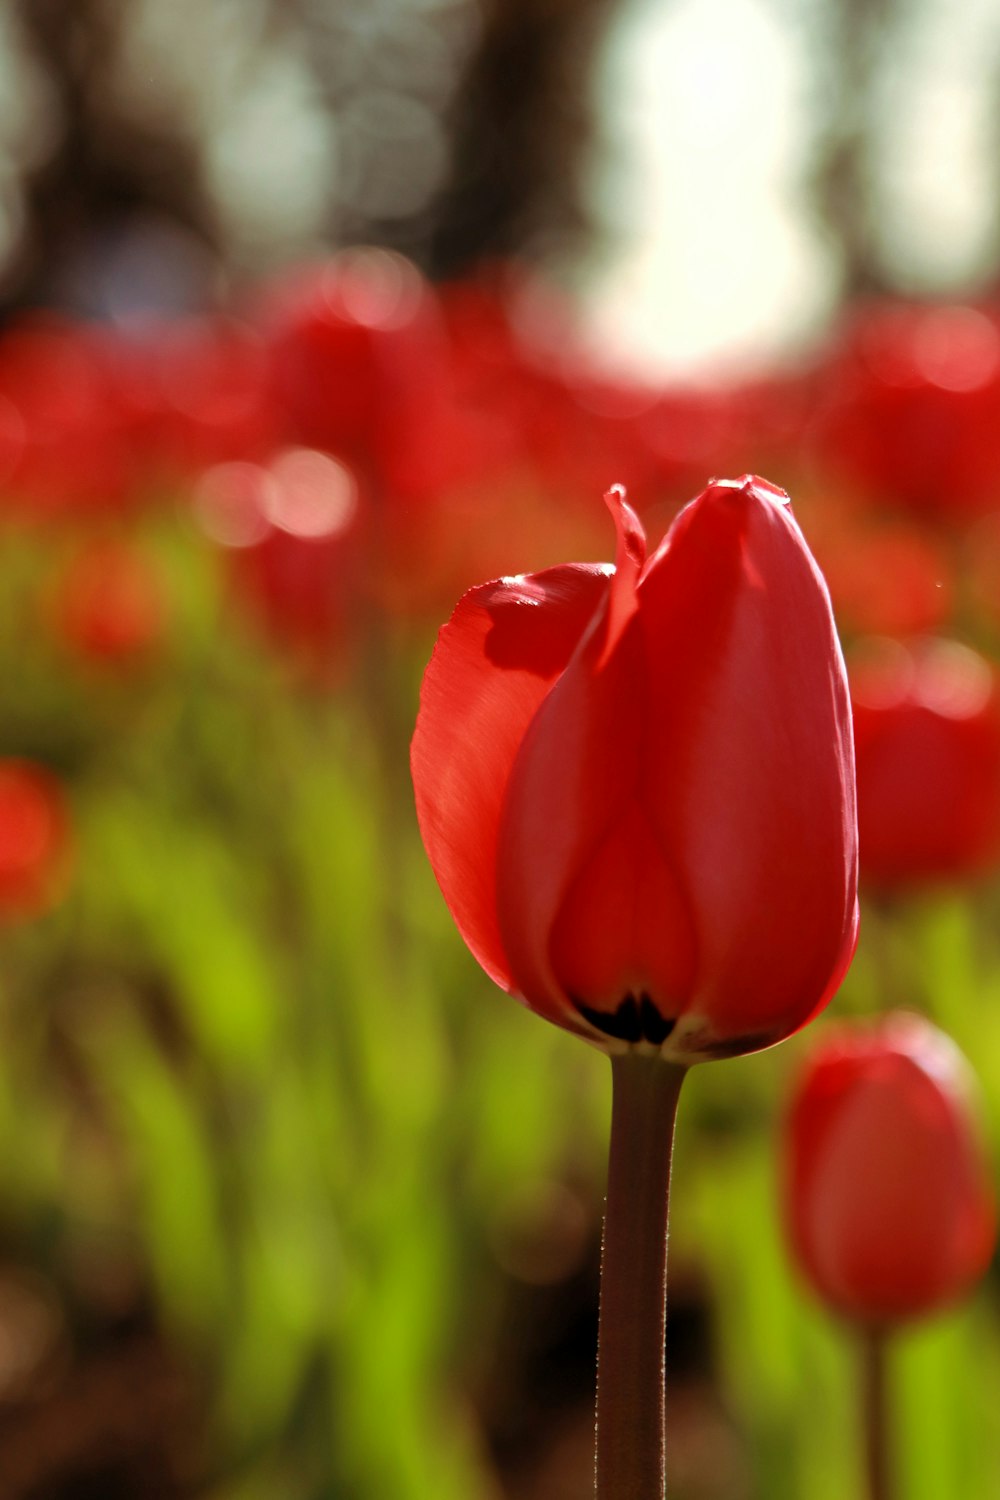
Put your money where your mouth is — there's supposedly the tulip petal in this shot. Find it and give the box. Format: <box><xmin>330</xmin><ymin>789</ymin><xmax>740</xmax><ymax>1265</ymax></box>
<box><xmin>495</xmin><ymin>493</ymin><xmax>697</xmax><ymax>1038</ymax></box>
<box><xmin>412</xmin><ymin>562</ymin><xmax>611</xmax><ymax>996</ymax></box>
<box><xmin>548</xmin><ymin>795</ymin><xmax>696</xmax><ymax>1027</ymax></box>
<box><xmin>495</xmin><ymin>612</ymin><xmax>641</xmax><ymax>1025</ymax></box>
<box><xmin>601</xmin><ymin>484</ymin><xmax>646</xmax><ymax>655</ymax></box>
<box><xmin>638</xmin><ymin>477</ymin><xmax>858</xmax><ymax>1051</ymax></box>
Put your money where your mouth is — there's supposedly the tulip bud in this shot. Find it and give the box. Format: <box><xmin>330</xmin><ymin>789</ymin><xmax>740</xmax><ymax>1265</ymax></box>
<box><xmin>850</xmin><ymin>637</ymin><xmax>1000</xmax><ymax>889</ymax></box>
<box><xmin>50</xmin><ymin>540</ymin><xmax>165</xmax><ymax>666</ymax></box>
<box><xmin>194</xmin><ymin>449</ymin><xmax>362</xmax><ymax>678</ymax></box>
<box><xmin>808</xmin><ymin>303</ymin><xmax>1000</xmax><ymax>520</ymax></box>
<box><xmin>412</xmin><ymin>476</ymin><xmax>859</xmax><ymax>1062</ymax></box>
<box><xmin>783</xmin><ymin>1013</ymin><xmax>996</xmax><ymax>1326</ymax></box>
<box><xmin>0</xmin><ymin>760</ymin><xmax>72</xmax><ymax>921</ymax></box>
<box><xmin>262</xmin><ymin>250</ymin><xmax>443</xmax><ymax>481</ymax></box>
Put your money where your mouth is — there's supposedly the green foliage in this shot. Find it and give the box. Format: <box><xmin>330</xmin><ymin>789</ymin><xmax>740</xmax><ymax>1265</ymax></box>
<box><xmin>2</xmin><ymin>511</ymin><xmax>999</xmax><ymax>1497</ymax></box>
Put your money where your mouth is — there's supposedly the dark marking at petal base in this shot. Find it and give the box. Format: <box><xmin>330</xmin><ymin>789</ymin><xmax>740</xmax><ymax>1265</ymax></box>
<box><xmin>577</xmin><ymin>994</ymin><xmax>642</xmax><ymax>1043</ymax></box>
<box><xmin>575</xmin><ymin>992</ymin><xmax>677</xmax><ymax>1046</ymax></box>
<box><xmin>638</xmin><ymin>993</ymin><xmax>676</xmax><ymax>1045</ymax></box>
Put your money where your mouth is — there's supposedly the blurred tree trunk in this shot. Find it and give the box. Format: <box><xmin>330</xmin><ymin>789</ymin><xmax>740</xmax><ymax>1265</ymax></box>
<box><xmin>803</xmin><ymin>0</ymin><xmax>897</xmax><ymax>299</ymax></box>
<box><xmin>6</xmin><ymin>0</ymin><xmax>219</xmax><ymax>314</ymax></box>
<box><xmin>8</xmin><ymin>0</ymin><xmax>627</xmax><ymax>308</ymax></box>
<box><xmin>426</xmin><ymin>0</ymin><xmax>626</xmax><ymax>279</ymax></box>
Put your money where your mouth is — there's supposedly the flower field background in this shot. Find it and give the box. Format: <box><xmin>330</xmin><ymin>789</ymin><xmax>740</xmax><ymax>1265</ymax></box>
<box><xmin>3</xmin><ymin>1</ymin><xmax>1000</xmax><ymax>1495</ymax></box>
<box><xmin>2</xmin><ymin>274</ymin><xmax>1000</xmax><ymax>1498</ymax></box>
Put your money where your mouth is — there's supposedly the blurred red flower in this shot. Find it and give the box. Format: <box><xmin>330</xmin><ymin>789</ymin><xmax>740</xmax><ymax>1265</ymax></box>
<box><xmin>0</xmin><ymin>319</ymin><xmax>140</xmax><ymax>521</ymax></box>
<box><xmin>139</xmin><ymin>317</ymin><xmax>282</xmax><ymax>479</ymax></box>
<box><xmin>50</xmin><ymin>539</ymin><xmax>166</xmax><ymax>666</ymax></box>
<box><xmin>262</xmin><ymin>249</ymin><xmax>447</xmax><ymax>485</ymax></box>
<box><xmin>0</xmin><ymin>760</ymin><xmax>72</xmax><ymax>922</ymax></box>
<box><xmin>850</xmin><ymin>637</ymin><xmax>1000</xmax><ymax>888</ymax></box>
<box><xmin>194</xmin><ymin>448</ymin><xmax>361</xmax><ymax>678</ymax></box>
<box><xmin>412</xmin><ymin>477</ymin><xmax>858</xmax><ymax>1060</ymax></box>
<box><xmin>784</xmin><ymin>1013</ymin><xmax>996</xmax><ymax>1325</ymax></box>
<box><xmin>808</xmin><ymin>303</ymin><xmax>1000</xmax><ymax>521</ymax></box>
<box><xmin>811</xmin><ymin>516</ymin><xmax>953</xmax><ymax>638</ymax></box>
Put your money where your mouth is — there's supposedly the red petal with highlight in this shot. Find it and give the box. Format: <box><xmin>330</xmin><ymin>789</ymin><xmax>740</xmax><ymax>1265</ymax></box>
<box><xmin>493</xmin><ymin>492</ymin><xmax>696</xmax><ymax>1035</ymax></box>
<box><xmin>413</xmin><ymin>474</ymin><xmax>859</xmax><ymax>1061</ymax></box>
<box><xmin>412</xmin><ymin>562</ymin><xmax>611</xmax><ymax>993</ymax></box>
<box><xmin>639</xmin><ymin>478</ymin><xmax>858</xmax><ymax>1048</ymax></box>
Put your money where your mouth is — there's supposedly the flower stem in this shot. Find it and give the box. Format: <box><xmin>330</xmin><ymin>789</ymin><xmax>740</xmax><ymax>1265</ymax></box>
<box><xmin>862</xmin><ymin>1327</ymin><xmax>892</xmax><ymax>1500</ymax></box>
<box><xmin>596</xmin><ymin>1053</ymin><xmax>686</xmax><ymax>1500</ymax></box>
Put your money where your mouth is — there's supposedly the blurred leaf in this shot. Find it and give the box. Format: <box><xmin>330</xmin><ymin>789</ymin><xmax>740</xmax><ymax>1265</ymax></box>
<box><xmin>82</xmin><ymin>1007</ymin><xmax>231</xmax><ymax>1337</ymax></box>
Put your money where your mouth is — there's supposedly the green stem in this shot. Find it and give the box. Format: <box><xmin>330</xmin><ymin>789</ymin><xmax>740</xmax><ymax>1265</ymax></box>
<box><xmin>596</xmin><ymin>1053</ymin><xmax>687</xmax><ymax>1500</ymax></box>
<box><xmin>862</xmin><ymin>1326</ymin><xmax>892</xmax><ymax>1500</ymax></box>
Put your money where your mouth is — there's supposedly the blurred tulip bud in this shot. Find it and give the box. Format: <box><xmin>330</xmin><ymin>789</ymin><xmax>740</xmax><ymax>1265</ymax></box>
<box><xmin>808</xmin><ymin>303</ymin><xmax>1000</xmax><ymax>520</ymax></box>
<box><xmin>0</xmin><ymin>319</ymin><xmax>138</xmax><ymax>521</ymax></box>
<box><xmin>412</xmin><ymin>477</ymin><xmax>858</xmax><ymax>1061</ymax></box>
<box><xmin>0</xmin><ymin>760</ymin><xmax>72</xmax><ymax>922</ymax></box>
<box><xmin>851</xmin><ymin>637</ymin><xmax>1000</xmax><ymax>889</ymax></box>
<box><xmin>194</xmin><ymin>448</ymin><xmax>361</xmax><ymax>677</ymax></box>
<box><xmin>50</xmin><ymin>540</ymin><xmax>165</xmax><ymax>666</ymax></box>
<box><xmin>150</xmin><ymin>319</ymin><xmax>281</xmax><ymax>475</ymax></box>
<box><xmin>262</xmin><ymin>249</ymin><xmax>443</xmax><ymax>479</ymax></box>
<box><xmin>813</xmin><ymin>518</ymin><xmax>952</xmax><ymax>638</ymax></box>
<box><xmin>784</xmin><ymin>1013</ymin><xmax>996</xmax><ymax>1325</ymax></box>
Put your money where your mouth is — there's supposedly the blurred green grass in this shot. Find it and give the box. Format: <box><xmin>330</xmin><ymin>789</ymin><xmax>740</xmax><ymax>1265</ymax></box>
<box><xmin>0</xmin><ymin>502</ymin><xmax>998</xmax><ymax>1499</ymax></box>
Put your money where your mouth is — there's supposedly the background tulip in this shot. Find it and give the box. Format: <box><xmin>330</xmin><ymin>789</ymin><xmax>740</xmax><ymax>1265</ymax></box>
<box><xmin>412</xmin><ymin>474</ymin><xmax>859</xmax><ymax>1063</ymax></box>
<box><xmin>196</xmin><ymin>447</ymin><xmax>362</xmax><ymax>679</ymax></box>
<box><xmin>850</xmin><ymin>637</ymin><xmax>1000</xmax><ymax>889</ymax></box>
<box><xmin>0</xmin><ymin>759</ymin><xmax>72</xmax><ymax>922</ymax></box>
<box><xmin>806</xmin><ymin>304</ymin><xmax>1000</xmax><ymax>522</ymax></box>
<box><xmin>784</xmin><ymin>1012</ymin><xmax>996</xmax><ymax>1326</ymax></box>
<box><xmin>783</xmin><ymin>1013</ymin><xmax>997</xmax><ymax>1500</ymax></box>
<box><xmin>49</xmin><ymin>539</ymin><xmax>166</xmax><ymax>667</ymax></box>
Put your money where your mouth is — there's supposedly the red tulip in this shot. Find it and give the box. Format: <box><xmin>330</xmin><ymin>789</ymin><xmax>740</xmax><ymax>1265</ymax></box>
<box><xmin>807</xmin><ymin>302</ymin><xmax>1000</xmax><ymax>520</ymax></box>
<box><xmin>0</xmin><ymin>760</ymin><xmax>72</xmax><ymax>921</ymax></box>
<box><xmin>812</xmin><ymin>518</ymin><xmax>953</xmax><ymax>638</ymax></box>
<box><xmin>784</xmin><ymin>1013</ymin><xmax>996</xmax><ymax>1325</ymax></box>
<box><xmin>146</xmin><ymin>318</ymin><xmax>281</xmax><ymax>477</ymax></box>
<box><xmin>50</xmin><ymin>539</ymin><xmax>166</xmax><ymax>666</ymax></box>
<box><xmin>0</xmin><ymin>318</ymin><xmax>140</xmax><ymax>521</ymax></box>
<box><xmin>261</xmin><ymin>250</ymin><xmax>445</xmax><ymax>481</ymax></box>
<box><xmin>412</xmin><ymin>476</ymin><xmax>858</xmax><ymax>1060</ymax></box>
<box><xmin>194</xmin><ymin>448</ymin><xmax>362</xmax><ymax>677</ymax></box>
<box><xmin>850</xmin><ymin>637</ymin><xmax>1000</xmax><ymax>888</ymax></box>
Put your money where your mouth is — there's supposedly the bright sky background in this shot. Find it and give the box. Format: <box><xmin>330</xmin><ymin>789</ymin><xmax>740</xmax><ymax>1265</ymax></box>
<box><xmin>587</xmin><ymin>0</ymin><xmax>1000</xmax><ymax>380</ymax></box>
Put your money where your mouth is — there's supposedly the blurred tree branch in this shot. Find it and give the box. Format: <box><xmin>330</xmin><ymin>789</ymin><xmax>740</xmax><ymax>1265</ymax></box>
<box><xmin>7</xmin><ymin>0</ymin><xmax>626</xmax><ymax>309</ymax></box>
<box><xmin>7</xmin><ymin>0</ymin><xmax>219</xmax><ymax>313</ymax></box>
<box><xmin>799</xmin><ymin>0</ymin><xmax>898</xmax><ymax>298</ymax></box>
<box><xmin>426</xmin><ymin>0</ymin><xmax>624</xmax><ymax>278</ymax></box>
